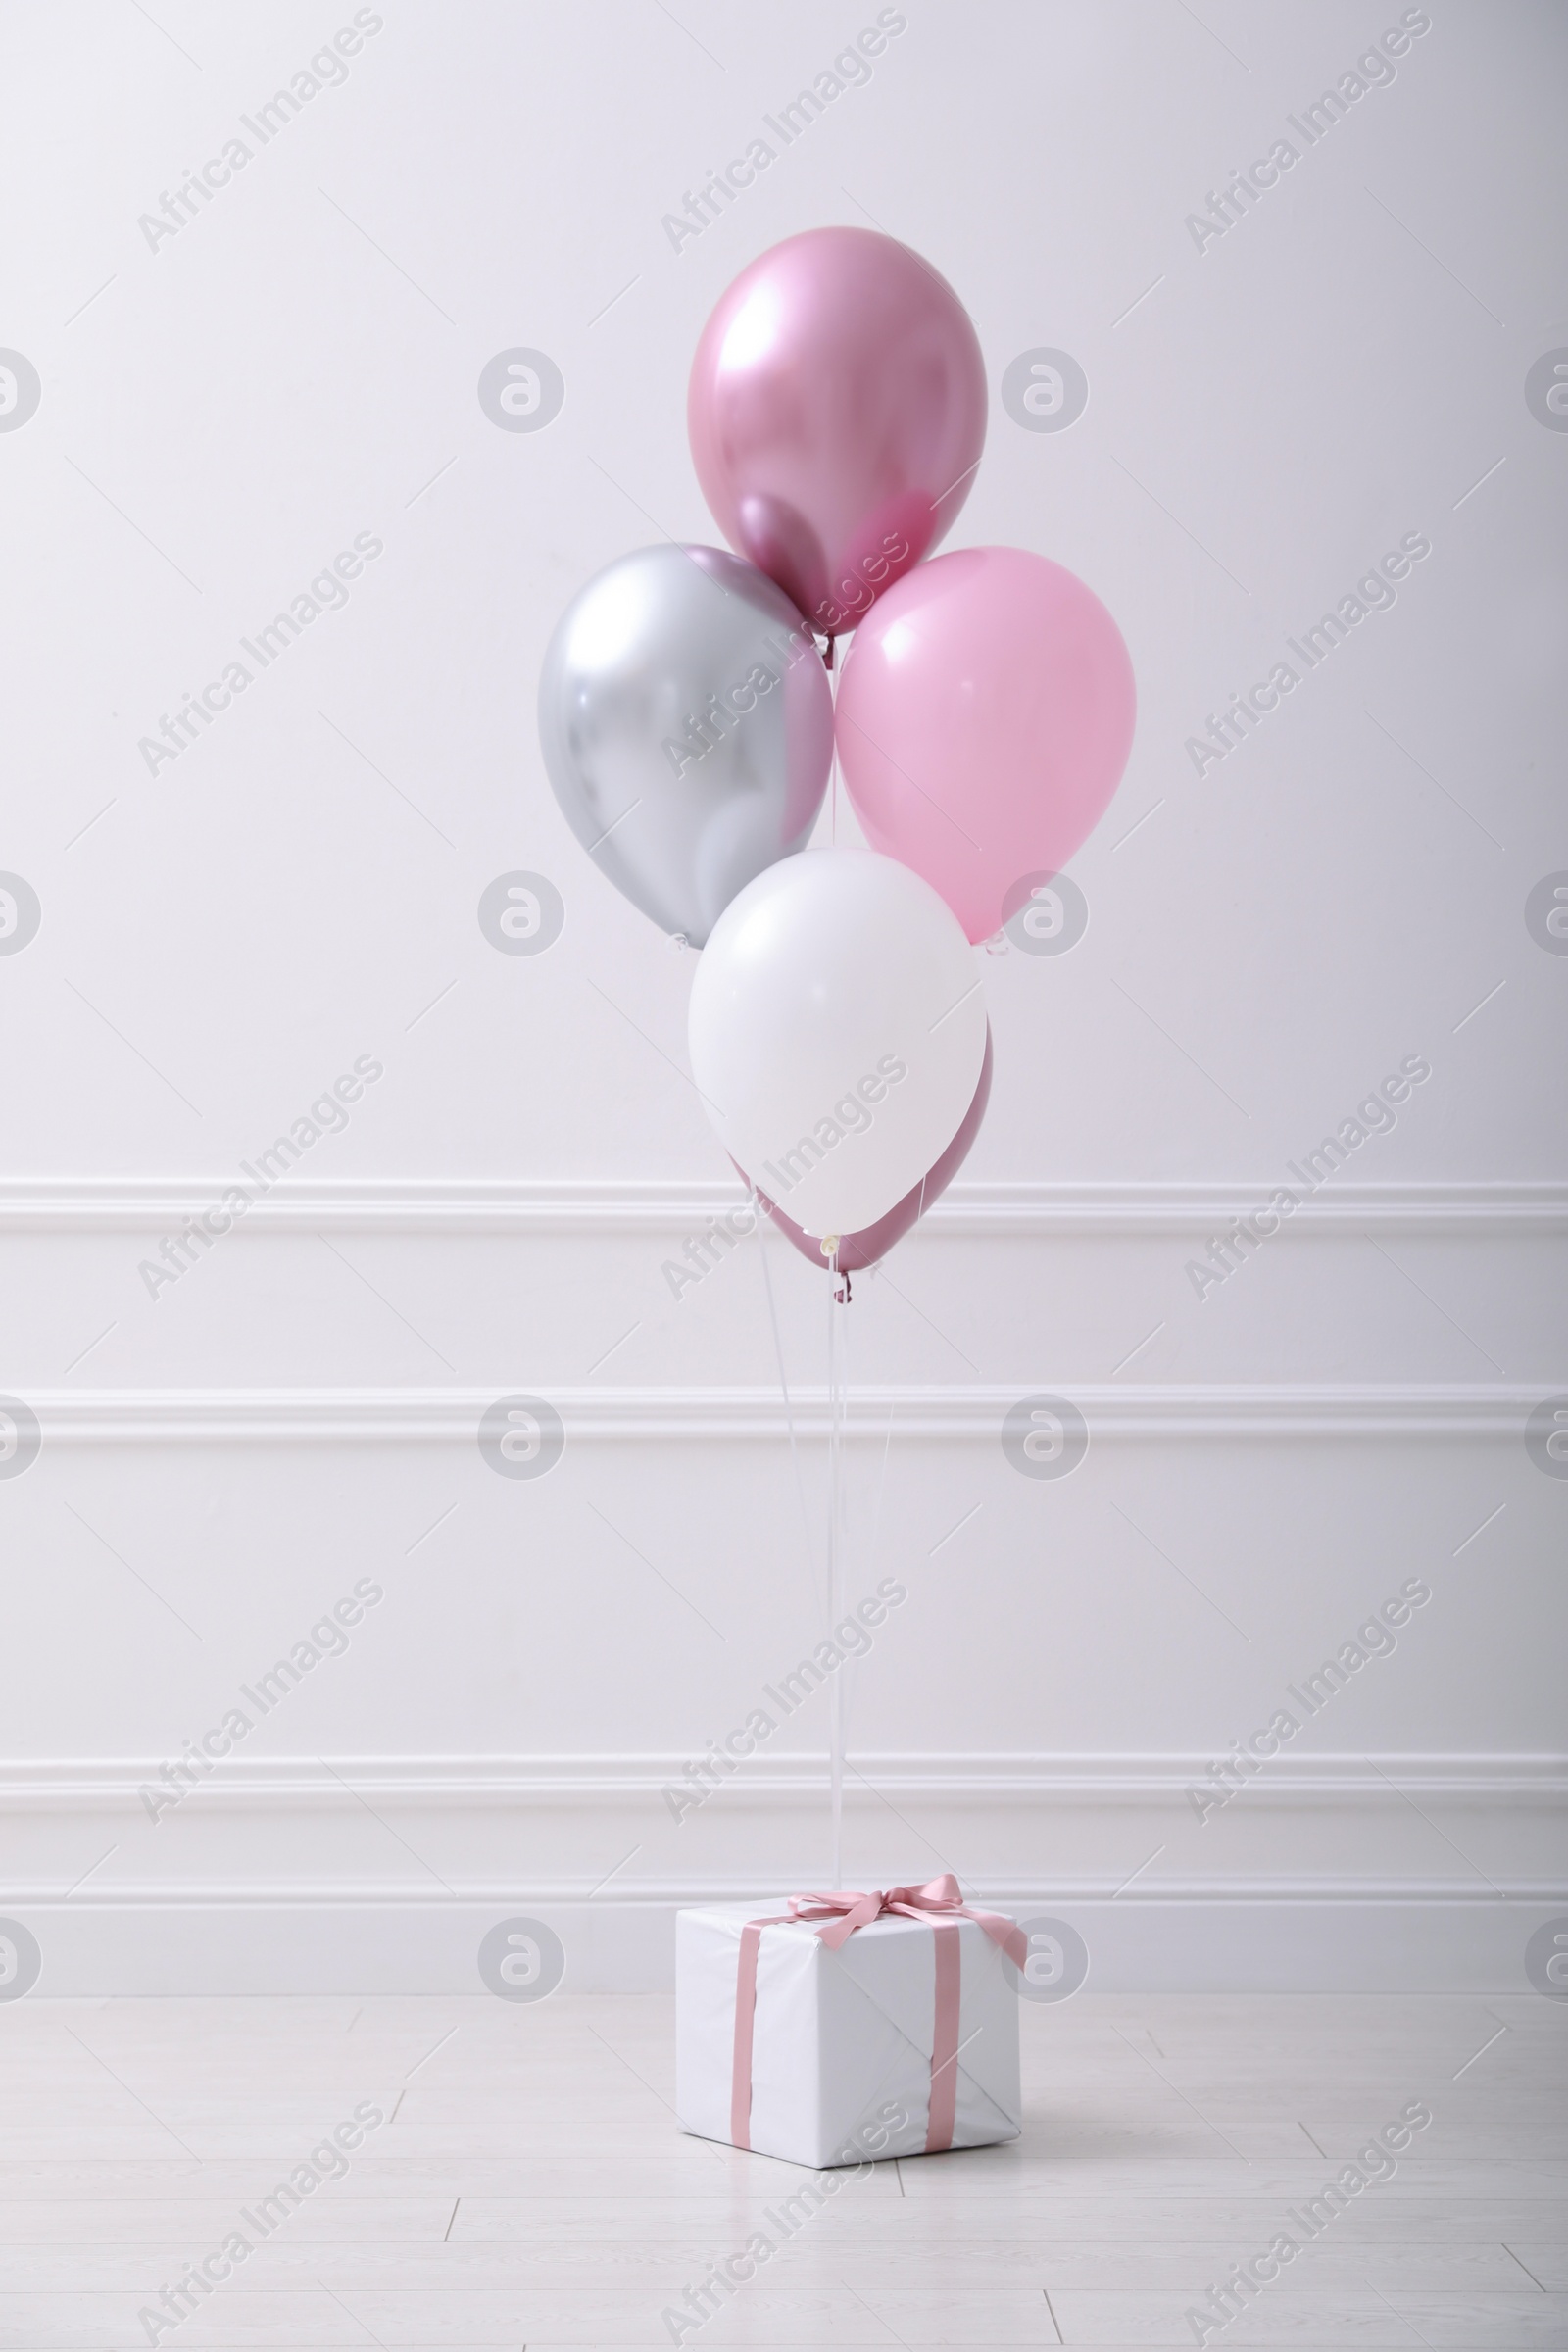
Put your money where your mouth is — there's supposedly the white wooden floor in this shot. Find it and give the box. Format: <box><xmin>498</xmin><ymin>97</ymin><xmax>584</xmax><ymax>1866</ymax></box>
<box><xmin>0</xmin><ymin>1992</ymin><xmax>1562</xmax><ymax>2348</ymax></box>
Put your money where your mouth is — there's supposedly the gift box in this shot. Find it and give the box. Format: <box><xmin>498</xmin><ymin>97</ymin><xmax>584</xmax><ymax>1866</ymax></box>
<box><xmin>675</xmin><ymin>1876</ymin><xmax>1024</xmax><ymax>2170</ymax></box>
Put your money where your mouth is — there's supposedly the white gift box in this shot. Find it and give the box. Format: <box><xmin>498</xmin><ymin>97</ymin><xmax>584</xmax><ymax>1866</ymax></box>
<box><xmin>675</xmin><ymin>1894</ymin><xmax>1022</xmax><ymax>2170</ymax></box>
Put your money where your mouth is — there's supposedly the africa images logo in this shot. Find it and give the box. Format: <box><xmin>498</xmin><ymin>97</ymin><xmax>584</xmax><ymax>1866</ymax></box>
<box><xmin>479</xmin><ymin>1396</ymin><xmax>565</xmax><ymax>1479</ymax></box>
<box><xmin>1003</xmin><ymin>1394</ymin><xmax>1089</xmax><ymax>1479</ymax></box>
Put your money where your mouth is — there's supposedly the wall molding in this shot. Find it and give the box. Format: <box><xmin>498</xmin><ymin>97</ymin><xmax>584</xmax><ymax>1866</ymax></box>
<box><xmin>7</xmin><ymin>1878</ymin><xmax>1558</xmax><ymax>1904</ymax></box>
<box><xmin>2</xmin><ymin>1177</ymin><xmax>1563</xmax><ymax>1236</ymax></box>
<box><xmin>15</xmin><ymin>1382</ymin><xmax>1544</xmax><ymax>1442</ymax></box>
<box><xmin>5</xmin><ymin>1751</ymin><xmax>1560</xmax><ymax>1809</ymax></box>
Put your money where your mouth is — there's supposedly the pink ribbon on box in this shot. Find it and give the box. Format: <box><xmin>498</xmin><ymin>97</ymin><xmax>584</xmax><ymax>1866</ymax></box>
<box><xmin>729</xmin><ymin>1874</ymin><xmax>1026</xmax><ymax>2156</ymax></box>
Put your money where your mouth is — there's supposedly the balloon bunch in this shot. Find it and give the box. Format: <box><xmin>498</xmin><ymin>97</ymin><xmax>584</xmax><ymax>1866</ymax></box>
<box><xmin>540</xmin><ymin>227</ymin><xmax>1135</xmax><ymax>1281</ymax></box>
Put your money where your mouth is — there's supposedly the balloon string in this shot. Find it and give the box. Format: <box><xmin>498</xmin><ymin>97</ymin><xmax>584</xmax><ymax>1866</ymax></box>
<box><xmin>827</xmin><ymin>1239</ymin><xmax>846</xmax><ymax>1889</ymax></box>
<box><xmin>753</xmin><ymin>1190</ymin><xmax>824</xmax><ymax>1619</ymax></box>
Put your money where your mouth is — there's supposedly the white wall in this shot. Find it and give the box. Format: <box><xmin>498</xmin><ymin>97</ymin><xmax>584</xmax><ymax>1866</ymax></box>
<box><xmin>0</xmin><ymin>0</ymin><xmax>1563</xmax><ymax>1994</ymax></box>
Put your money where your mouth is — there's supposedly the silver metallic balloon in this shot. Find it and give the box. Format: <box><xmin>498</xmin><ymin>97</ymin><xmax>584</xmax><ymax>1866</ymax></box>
<box><xmin>538</xmin><ymin>545</ymin><xmax>833</xmax><ymax>946</ymax></box>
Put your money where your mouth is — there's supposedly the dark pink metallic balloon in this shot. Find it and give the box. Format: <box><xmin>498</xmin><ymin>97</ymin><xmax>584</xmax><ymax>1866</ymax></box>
<box><xmin>738</xmin><ymin>1026</ymin><xmax>993</xmax><ymax>1276</ymax></box>
<box><xmin>689</xmin><ymin>228</ymin><xmax>987</xmax><ymax>639</ymax></box>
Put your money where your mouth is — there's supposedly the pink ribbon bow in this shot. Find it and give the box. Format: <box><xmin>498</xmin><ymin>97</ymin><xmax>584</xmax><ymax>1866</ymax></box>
<box><xmin>730</xmin><ymin>1874</ymin><xmax>1025</xmax><ymax>2156</ymax></box>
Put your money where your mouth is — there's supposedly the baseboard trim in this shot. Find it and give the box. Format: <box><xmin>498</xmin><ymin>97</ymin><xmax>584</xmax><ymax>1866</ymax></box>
<box><xmin>6</xmin><ymin>1894</ymin><xmax>1559</xmax><ymax>1995</ymax></box>
<box><xmin>9</xmin><ymin>1761</ymin><xmax>1555</xmax><ymax>1992</ymax></box>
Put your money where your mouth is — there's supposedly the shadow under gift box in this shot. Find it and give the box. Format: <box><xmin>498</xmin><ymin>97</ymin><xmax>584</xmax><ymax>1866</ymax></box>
<box><xmin>675</xmin><ymin>1901</ymin><xmax>1022</xmax><ymax>2170</ymax></box>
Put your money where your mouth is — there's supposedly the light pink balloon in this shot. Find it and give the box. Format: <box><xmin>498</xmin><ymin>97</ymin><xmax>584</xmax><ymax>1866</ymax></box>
<box><xmin>835</xmin><ymin>548</ymin><xmax>1137</xmax><ymax>944</ymax></box>
<box><xmin>737</xmin><ymin>1027</ymin><xmax>992</xmax><ymax>1278</ymax></box>
<box><xmin>688</xmin><ymin>227</ymin><xmax>986</xmax><ymax>639</ymax></box>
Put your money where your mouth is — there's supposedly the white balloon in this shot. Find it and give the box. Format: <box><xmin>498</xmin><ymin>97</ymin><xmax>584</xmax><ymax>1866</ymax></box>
<box><xmin>688</xmin><ymin>852</ymin><xmax>987</xmax><ymax>1241</ymax></box>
